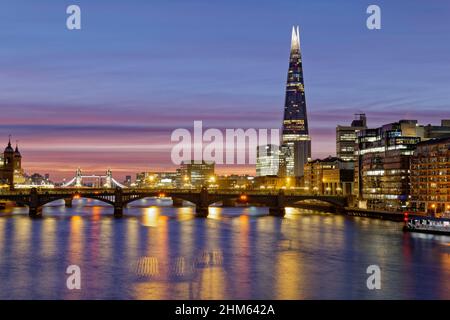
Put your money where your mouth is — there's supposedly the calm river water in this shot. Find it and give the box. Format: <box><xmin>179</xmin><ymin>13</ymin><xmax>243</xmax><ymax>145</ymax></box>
<box><xmin>0</xmin><ymin>198</ymin><xmax>449</xmax><ymax>299</ymax></box>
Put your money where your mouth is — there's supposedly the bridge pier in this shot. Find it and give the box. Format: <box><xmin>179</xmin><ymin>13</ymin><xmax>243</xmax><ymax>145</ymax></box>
<box><xmin>195</xmin><ymin>207</ymin><xmax>209</xmax><ymax>218</ymax></box>
<box><xmin>64</xmin><ymin>197</ymin><xmax>72</xmax><ymax>208</ymax></box>
<box><xmin>114</xmin><ymin>206</ymin><xmax>123</xmax><ymax>218</ymax></box>
<box><xmin>269</xmin><ymin>207</ymin><xmax>286</xmax><ymax>217</ymax></box>
<box><xmin>29</xmin><ymin>188</ymin><xmax>42</xmax><ymax>218</ymax></box>
<box><xmin>114</xmin><ymin>187</ymin><xmax>124</xmax><ymax>218</ymax></box>
<box><xmin>269</xmin><ymin>190</ymin><xmax>286</xmax><ymax>217</ymax></box>
<box><xmin>172</xmin><ymin>198</ymin><xmax>184</xmax><ymax>207</ymax></box>
<box><xmin>195</xmin><ymin>187</ymin><xmax>209</xmax><ymax>218</ymax></box>
<box><xmin>29</xmin><ymin>206</ymin><xmax>43</xmax><ymax>218</ymax></box>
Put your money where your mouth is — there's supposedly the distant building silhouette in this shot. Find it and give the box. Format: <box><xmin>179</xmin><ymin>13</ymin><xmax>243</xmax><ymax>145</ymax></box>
<box><xmin>0</xmin><ymin>137</ymin><xmax>25</xmax><ymax>189</ymax></box>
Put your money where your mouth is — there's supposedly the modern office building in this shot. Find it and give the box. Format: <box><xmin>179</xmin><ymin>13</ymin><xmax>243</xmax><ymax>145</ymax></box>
<box><xmin>256</xmin><ymin>144</ymin><xmax>281</xmax><ymax>176</ymax></box>
<box><xmin>354</xmin><ymin>120</ymin><xmax>422</xmax><ymax>211</ymax></box>
<box><xmin>304</xmin><ymin>156</ymin><xmax>354</xmax><ymax>196</ymax></box>
<box><xmin>336</xmin><ymin>114</ymin><xmax>367</xmax><ymax>161</ymax></box>
<box><xmin>178</xmin><ymin>160</ymin><xmax>215</xmax><ymax>188</ymax></box>
<box><xmin>354</xmin><ymin>119</ymin><xmax>450</xmax><ymax>211</ymax></box>
<box><xmin>410</xmin><ymin>137</ymin><xmax>450</xmax><ymax>216</ymax></box>
<box><xmin>280</xmin><ymin>26</ymin><xmax>311</xmax><ymax>177</ymax></box>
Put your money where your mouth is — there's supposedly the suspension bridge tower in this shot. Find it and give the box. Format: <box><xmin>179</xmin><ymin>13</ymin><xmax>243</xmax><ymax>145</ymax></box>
<box><xmin>75</xmin><ymin>167</ymin><xmax>82</xmax><ymax>187</ymax></box>
<box><xmin>105</xmin><ymin>169</ymin><xmax>112</xmax><ymax>188</ymax></box>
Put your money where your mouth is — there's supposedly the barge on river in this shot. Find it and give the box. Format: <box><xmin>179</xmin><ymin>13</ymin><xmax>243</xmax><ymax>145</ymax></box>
<box><xmin>403</xmin><ymin>213</ymin><xmax>450</xmax><ymax>235</ymax></box>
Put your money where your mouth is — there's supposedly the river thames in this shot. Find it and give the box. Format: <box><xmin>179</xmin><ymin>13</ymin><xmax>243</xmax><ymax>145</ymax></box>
<box><xmin>0</xmin><ymin>198</ymin><xmax>449</xmax><ymax>299</ymax></box>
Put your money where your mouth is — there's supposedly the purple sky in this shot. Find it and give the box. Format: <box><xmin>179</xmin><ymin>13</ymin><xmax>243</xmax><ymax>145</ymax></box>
<box><xmin>0</xmin><ymin>0</ymin><xmax>449</xmax><ymax>181</ymax></box>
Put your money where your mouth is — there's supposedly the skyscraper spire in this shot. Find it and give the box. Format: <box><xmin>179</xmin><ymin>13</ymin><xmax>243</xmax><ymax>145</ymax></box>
<box><xmin>290</xmin><ymin>25</ymin><xmax>300</xmax><ymax>51</ymax></box>
<box><xmin>280</xmin><ymin>25</ymin><xmax>311</xmax><ymax>177</ymax></box>
<box><xmin>283</xmin><ymin>25</ymin><xmax>309</xmax><ymax>137</ymax></box>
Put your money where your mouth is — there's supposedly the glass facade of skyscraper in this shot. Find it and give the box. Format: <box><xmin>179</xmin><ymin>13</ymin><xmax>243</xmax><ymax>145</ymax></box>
<box><xmin>280</xmin><ymin>26</ymin><xmax>311</xmax><ymax>177</ymax></box>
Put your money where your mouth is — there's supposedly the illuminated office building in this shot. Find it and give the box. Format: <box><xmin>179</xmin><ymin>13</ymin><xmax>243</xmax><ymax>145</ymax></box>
<box><xmin>304</xmin><ymin>157</ymin><xmax>354</xmax><ymax>196</ymax></box>
<box><xmin>354</xmin><ymin>120</ymin><xmax>422</xmax><ymax>211</ymax></box>
<box><xmin>354</xmin><ymin>119</ymin><xmax>450</xmax><ymax>211</ymax></box>
<box><xmin>336</xmin><ymin>114</ymin><xmax>367</xmax><ymax>162</ymax></box>
<box><xmin>410</xmin><ymin>137</ymin><xmax>450</xmax><ymax>215</ymax></box>
<box><xmin>178</xmin><ymin>160</ymin><xmax>215</xmax><ymax>187</ymax></box>
<box><xmin>256</xmin><ymin>144</ymin><xmax>280</xmax><ymax>177</ymax></box>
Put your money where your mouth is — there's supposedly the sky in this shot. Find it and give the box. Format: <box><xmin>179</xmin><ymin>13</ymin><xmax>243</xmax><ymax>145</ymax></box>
<box><xmin>0</xmin><ymin>0</ymin><xmax>449</xmax><ymax>181</ymax></box>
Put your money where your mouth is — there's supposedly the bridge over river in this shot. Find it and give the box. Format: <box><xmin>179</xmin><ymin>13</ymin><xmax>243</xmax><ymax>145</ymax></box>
<box><xmin>0</xmin><ymin>187</ymin><xmax>349</xmax><ymax>218</ymax></box>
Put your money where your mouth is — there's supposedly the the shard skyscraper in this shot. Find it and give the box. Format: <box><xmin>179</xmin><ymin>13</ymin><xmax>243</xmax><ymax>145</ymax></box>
<box><xmin>280</xmin><ymin>26</ymin><xmax>311</xmax><ymax>177</ymax></box>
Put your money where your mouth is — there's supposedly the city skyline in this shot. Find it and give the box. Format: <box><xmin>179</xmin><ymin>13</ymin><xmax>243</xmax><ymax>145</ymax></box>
<box><xmin>1</xmin><ymin>0</ymin><xmax>450</xmax><ymax>180</ymax></box>
<box><xmin>0</xmin><ymin>1</ymin><xmax>450</xmax><ymax>303</ymax></box>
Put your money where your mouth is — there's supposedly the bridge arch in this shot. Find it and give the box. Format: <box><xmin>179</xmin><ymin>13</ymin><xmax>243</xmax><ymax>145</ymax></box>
<box><xmin>207</xmin><ymin>195</ymin><xmax>243</xmax><ymax>207</ymax></box>
<box><xmin>123</xmin><ymin>192</ymin><xmax>161</xmax><ymax>206</ymax></box>
<box><xmin>39</xmin><ymin>195</ymin><xmax>115</xmax><ymax>207</ymax></box>
<box><xmin>170</xmin><ymin>196</ymin><xmax>196</xmax><ymax>207</ymax></box>
<box><xmin>122</xmin><ymin>192</ymin><xmax>196</xmax><ymax>205</ymax></box>
<box><xmin>285</xmin><ymin>197</ymin><xmax>347</xmax><ymax>208</ymax></box>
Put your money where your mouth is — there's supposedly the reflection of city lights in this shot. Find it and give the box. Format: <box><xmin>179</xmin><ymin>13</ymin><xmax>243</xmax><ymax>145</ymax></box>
<box><xmin>208</xmin><ymin>207</ymin><xmax>220</xmax><ymax>219</ymax></box>
<box><xmin>134</xmin><ymin>256</ymin><xmax>159</xmax><ymax>276</ymax></box>
<box><xmin>142</xmin><ymin>207</ymin><xmax>159</xmax><ymax>227</ymax></box>
<box><xmin>284</xmin><ymin>207</ymin><xmax>296</xmax><ymax>219</ymax></box>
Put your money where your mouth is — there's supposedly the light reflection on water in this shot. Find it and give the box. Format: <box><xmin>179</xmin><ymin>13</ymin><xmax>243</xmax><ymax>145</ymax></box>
<box><xmin>0</xmin><ymin>198</ymin><xmax>449</xmax><ymax>299</ymax></box>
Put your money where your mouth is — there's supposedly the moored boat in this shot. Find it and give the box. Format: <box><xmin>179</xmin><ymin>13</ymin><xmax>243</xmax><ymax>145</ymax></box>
<box><xmin>403</xmin><ymin>212</ymin><xmax>450</xmax><ymax>235</ymax></box>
